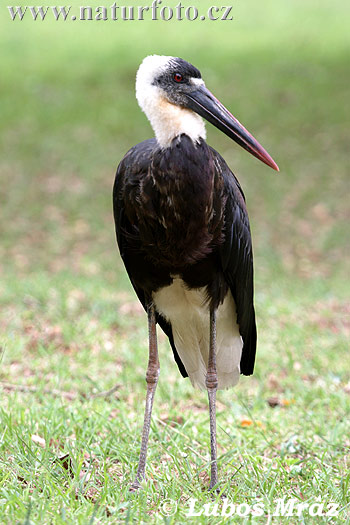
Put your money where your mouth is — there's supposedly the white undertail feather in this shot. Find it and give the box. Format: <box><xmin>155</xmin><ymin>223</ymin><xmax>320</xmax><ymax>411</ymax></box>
<box><xmin>136</xmin><ymin>55</ymin><xmax>206</xmax><ymax>149</ymax></box>
<box><xmin>153</xmin><ymin>278</ymin><xmax>242</xmax><ymax>390</ymax></box>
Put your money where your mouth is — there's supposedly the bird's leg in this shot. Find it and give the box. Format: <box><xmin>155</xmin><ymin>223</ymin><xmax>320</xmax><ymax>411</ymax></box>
<box><xmin>129</xmin><ymin>302</ymin><xmax>159</xmax><ymax>492</ymax></box>
<box><xmin>206</xmin><ymin>307</ymin><xmax>219</xmax><ymax>491</ymax></box>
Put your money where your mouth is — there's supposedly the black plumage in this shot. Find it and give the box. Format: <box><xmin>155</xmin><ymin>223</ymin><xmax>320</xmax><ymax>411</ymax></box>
<box><xmin>113</xmin><ymin>134</ymin><xmax>256</xmax><ymax>377</ymax></box>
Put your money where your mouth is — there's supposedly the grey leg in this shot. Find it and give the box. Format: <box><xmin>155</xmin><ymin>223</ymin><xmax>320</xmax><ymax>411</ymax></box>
<box><xmin>129</xmin><ymin>302</ymin><xmax>159</xmax><ymax>492</ymax></box>
<box><xmin>206</xmin><ymin>307</ymin><xmax>218</xmax><ymax>491</ymax></box>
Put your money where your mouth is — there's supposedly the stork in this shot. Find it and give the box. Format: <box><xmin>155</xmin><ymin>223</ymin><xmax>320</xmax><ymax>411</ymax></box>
<box><xmin>113</xmin><ymin>55</ymin><xmax>279</xmax><ymax>492</ymax></box>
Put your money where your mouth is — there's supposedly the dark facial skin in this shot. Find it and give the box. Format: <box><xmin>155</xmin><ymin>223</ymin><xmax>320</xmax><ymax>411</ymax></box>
<box><xmin>152</xmin><ymin>58</ymin><xmax>203</xmax><ymax>107</ymax></box>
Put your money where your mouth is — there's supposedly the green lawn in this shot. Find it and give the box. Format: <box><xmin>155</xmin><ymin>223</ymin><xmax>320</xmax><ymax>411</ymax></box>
<box><xmin>0</xmin><ymin>1</ymin><xmax>349</xmax><ymax>523</ymax></box>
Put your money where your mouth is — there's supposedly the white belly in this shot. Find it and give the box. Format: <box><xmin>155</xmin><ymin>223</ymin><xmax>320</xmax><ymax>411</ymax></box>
<box><xmin>153</xmin><ymin>278</ymin><xmax>242</xmax><ymax>390</ymax></box>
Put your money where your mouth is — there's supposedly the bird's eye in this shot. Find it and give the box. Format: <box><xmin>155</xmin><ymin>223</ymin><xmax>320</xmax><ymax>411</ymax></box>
<box><xmin>174</xmin><ymin>73</ymin><xmax>183</xmax><ymax>83</ymax></box>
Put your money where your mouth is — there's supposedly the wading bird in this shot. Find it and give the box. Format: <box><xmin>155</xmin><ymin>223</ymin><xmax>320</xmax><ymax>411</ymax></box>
<box><xmin>113</xmin><ymin>55</ymin><xmax>278</xmax><ymax>491</ymax></box>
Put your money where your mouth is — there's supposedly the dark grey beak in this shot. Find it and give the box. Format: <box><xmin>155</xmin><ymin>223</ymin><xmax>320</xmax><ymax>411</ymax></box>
<box><xmin>185</xmin><ymin>85</ymin><xmax>279</xmax><ymax>171</ymax></box>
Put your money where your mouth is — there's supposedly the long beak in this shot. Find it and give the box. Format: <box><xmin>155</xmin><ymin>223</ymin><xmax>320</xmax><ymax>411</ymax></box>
<box><xmin>185</xmin><ymin>85</ymin><xmax>279</xmax><ymax>171</ymax></box>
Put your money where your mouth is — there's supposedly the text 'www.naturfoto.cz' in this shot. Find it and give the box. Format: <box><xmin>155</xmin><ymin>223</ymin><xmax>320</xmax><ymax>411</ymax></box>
<box><xmin>7</xmin><ymin>2</ymin><xmax>234</xmax><ymax>21</ymax></box>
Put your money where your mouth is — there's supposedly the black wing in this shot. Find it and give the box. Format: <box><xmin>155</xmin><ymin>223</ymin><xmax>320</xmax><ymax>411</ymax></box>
<box><xmin>211</xmin><ymin>147</ymin><xmax>257</xmax><ymax>376</ymax></box>
<box><xmin>113</xmin><ymin>139</ymin><xmax>188</xmax><ymax>378</ymax></box>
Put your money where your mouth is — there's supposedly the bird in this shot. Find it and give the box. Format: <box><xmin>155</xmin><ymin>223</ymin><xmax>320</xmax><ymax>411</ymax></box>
<box><xmin>113</xmin><ymin>55</ymin><xmax>279</xmax><ymax>492</ymax></box>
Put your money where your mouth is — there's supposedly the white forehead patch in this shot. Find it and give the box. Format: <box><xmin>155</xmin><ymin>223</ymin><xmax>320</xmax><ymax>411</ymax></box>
<box><xmin>191</xmin><ymin>77</ymin><xmax>205</xmax><ymax>87</ymax></box>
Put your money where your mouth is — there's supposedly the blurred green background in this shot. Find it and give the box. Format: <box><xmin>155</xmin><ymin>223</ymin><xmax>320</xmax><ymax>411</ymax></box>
<box><xmin>0</xmin><ymin>0</ymin><xmax>349</xmax><ymax>522</ymax></box>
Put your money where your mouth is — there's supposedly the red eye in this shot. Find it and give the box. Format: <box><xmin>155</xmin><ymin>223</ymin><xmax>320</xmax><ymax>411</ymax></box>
<box><xmin>174</xmin><ymin>73</ymin><xmax>183</xmax><ymax>83</ymax></box>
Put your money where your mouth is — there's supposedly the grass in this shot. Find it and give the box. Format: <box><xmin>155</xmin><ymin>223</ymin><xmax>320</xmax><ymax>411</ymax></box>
<box><xmin>0</xmin><ymin>0</ymin><xmax>349</xmax><ymax>522</ymax></box>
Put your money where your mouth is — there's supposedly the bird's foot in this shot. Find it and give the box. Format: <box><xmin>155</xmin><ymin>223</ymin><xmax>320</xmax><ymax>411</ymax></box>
<box><xmin>209</xmin><ymin>484</ymin><xmax>225</xmax><ymax>500</ymax></box>
<box><xmin>129</xmin><ymin>480</ymin><xmax>142</xmax><ymax>492</ymax></box>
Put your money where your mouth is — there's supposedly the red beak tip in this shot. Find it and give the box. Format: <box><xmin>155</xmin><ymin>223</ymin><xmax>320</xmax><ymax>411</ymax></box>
<box><xmin>265</xmin><ymin>156</ymin><xmax>279</xmax><ymax>172</ymax></box>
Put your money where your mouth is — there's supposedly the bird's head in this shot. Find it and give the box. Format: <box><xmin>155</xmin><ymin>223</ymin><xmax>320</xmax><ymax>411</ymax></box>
<box><xmin>136</xmin><ymin>55</ymin><xmax>279</xmax><ymax>171</ymax></box>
